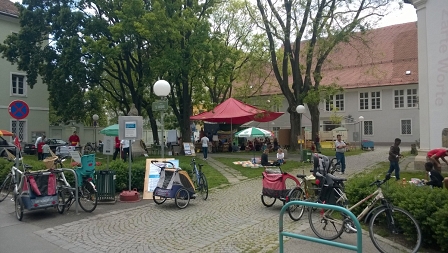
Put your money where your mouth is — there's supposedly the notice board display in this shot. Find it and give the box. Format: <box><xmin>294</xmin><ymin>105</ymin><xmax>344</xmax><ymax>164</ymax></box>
<box><xmin>143</xmin><ymin>158</ymin><xmax>175</xmax><ymax>200</ymax></box>
<box><xmin>183</xmin><ymin>142</ymin><xmax>196</xmax><ymax>156</ymax></box>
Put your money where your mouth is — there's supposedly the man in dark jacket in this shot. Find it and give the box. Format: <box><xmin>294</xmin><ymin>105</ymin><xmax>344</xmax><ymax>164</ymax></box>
<box><xmin>387</xmin><ymin>138</ymin><xmax>402</xmax><ymax>180</ymax></box>
<box><xmin>424</xmin><ymin>162</ymin><xmax>444</xmax><ymax>188</ymax></box>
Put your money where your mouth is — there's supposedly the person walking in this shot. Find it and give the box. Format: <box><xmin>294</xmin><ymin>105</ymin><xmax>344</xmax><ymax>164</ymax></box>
<box><xmin>426</xmin><ymin>148</ymin><xmax>448</xmax><ymax>173</ymax></box>
<box><xmin>201</xmin><ymin>134</ymin><xmax>210</xmax><ymax>160</ymax></box>
<box><xmin>387</xmin><ymin>138</ymin><xmax>402</xmax><ymax>181</ymax></box>
<box><xmin>113</xmin><ymin>136</ymin><xmax>121</xmax><ymax>160</ymax></box>
<box><xmin>334</xmin><ymin>134</ymin><xmax>347</xmax><ymax>174</ymax></box>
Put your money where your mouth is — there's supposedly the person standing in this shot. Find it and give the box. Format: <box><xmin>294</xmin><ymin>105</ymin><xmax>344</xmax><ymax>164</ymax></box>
<box><xmin>35</xmin><ymin>134</ymin><xmax>45</xmax><ymax>159</ymax></box>
<box><xmin>387</xmin><ymin>138</ymin><xmax>402</xmax><ymax>180</ymax></box>
<box><xmin>42</xmin><ymin>142</ymin><xmax>50</xmax><ymax>160</ymax></box>
<box><xmin>121</xmin><ymin>139</ymin><xmax>134</xmax><ymax>162</ymax></box>
<box><xmin>37</xmin><ymin>137</ymin><xmax>46</xmax><ymax>161</ymax></box>
<box><xmin>426</xmin><ymin>148</ymin><xmax>448</xmax><ymax>173</ymax></box>
<box><xmin>334</xmin><ymin>134</ymin><xmax>347</xmax><ymax>174</ymax></box>
<box><xmin>68</xmin><ymin>131</ymin><xmax>80</xmax><ymax>146</ymax></box>
<box><xmin>201</xmin><ymin>134</ymin><xmax>210</xmax><ymax>160</ymax></box>
<box><xmin>113</xmin><ymin>136</ymin><xmax>121</xmax><ymax>160</ymax></box>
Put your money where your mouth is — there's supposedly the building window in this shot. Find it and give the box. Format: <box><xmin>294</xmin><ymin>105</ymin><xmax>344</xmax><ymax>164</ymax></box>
<box><xmin>359</xmin><ymin>91</ymin><xmax>381</xmax><ymax>110</ymax></box>
<box><xmin>11</xmin><ymin>120</ymin><xmax>27</xmax><ymax>142</ymax></box>
<box><xmin>363</xmin><ymin>120</ymin><xmax>373</xmax><ymax>135</ymax></box>
<box><xmin>359</xmin><ymin>92</ymin><xmax>369</xmax><ymax>110</ymax></box>
<box><xmin>11</xmin><ymin>74</ymin><xmax>26</xmax><ymax>96</ymax></box>
<box><xmin>407</xmin><ymin>89</ymin><xmax>418</xmax><ymax>108</ymax></box>
<box><xmin>401</xmin><ymin>119</ymin><xmax>412</xmax><ymax>135</ymax></box>
<box><xmin>325</xmin><ymin>93</ymin><xmax>344</xmax><ymax>111</ymax></box>
<box><xmin>394</xmin><ymin>89</ymin><xmax>418</xmax><ymax>108</ymax></box>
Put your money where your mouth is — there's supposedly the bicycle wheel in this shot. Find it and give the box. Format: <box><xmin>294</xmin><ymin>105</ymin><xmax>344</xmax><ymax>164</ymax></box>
<box><xmin>15</xmin><ymin>194</ymin><xmax>23</xmax><ymax>221</ymax></box>
<box><xmin>175</xmin><ymin>188</ymin><xmax>190</xmax><ymax>209</ymax></box>
<box><xmin>369</xmin><ymin>206</ymin><xmax>422</xmax><ymax>253</ymax></box>
<box><xmin>308</xmin><ymin>206</ymin><xmax>345</xmax><ymax>240</ymax></box>
<box><xmin>198</xmin><ymin>173</ymin><xmax>208</xmax><ymax>200</ymax></box>
<box><xmin>288</xmin><ymin>188</ymin><xmax>306</xmax><ymax>221</ymax></box>
<box><xmin>0</xmin><ymin>174</ymin><xmax>13</xmax><ymax>202</ymax></box>
<box><xmin>56</xmin><ymin>189</ymin><xmax>66</xmax><ymax>214</ymax></box>
<box><xmin>78</xmin><ymin>182</ymin><xmax>98</xmax><ymax>212</ymax></box>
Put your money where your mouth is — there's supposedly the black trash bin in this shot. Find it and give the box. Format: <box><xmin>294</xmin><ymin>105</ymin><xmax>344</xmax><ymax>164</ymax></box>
<box><xmin>96</xmin><ymin>170</ymin><xmax>116</xmax><ymax>203</ymax></box>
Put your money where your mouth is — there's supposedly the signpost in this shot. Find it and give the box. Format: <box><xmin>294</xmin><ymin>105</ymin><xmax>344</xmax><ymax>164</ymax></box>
<box><xmin>152</xmin><ymin>101</ymin><xmax>168</xmax><ymax>111</ymax></box>
<box><xmin>8</xmin><ymin>100</ymin><xmax>29</xmax><ymax>120</ymax></box>
<box><xmin>8</xmin><ymin>100</ymin><xmax>29</xmax><ymax>169</ymax></box>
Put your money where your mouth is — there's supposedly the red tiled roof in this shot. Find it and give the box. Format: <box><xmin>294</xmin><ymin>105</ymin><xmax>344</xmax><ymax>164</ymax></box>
<box><xmin>245</xmin><ymin>22</ymin><xmax>418</xmax><ymax>96</ymax></box>
<box><xmin>0</xmin><ymin>0</ymin><xmax>19</xmax><ymax>17</ymax></box>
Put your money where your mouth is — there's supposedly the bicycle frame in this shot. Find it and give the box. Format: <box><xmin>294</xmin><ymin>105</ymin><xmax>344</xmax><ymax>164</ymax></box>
<box><xmin>191</xmin><ymin>160</ymin><xmax>201</xmax><ymax>185</ymax></box>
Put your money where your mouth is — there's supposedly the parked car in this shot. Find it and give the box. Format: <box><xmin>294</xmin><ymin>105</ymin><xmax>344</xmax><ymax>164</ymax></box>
<box><xmin>45</xmin><ymin>138</ymin><xmax>69</xmax><ymax>153</ymax></box>
<box><xmin>0</xmin><ymin>136</ymin><xmax>20</xmax><ymax>158</ymax></box>
<box><xmin>23</xmin><ymin>142</ymin><xmax>37</xmax><ymax>155</ymax></box>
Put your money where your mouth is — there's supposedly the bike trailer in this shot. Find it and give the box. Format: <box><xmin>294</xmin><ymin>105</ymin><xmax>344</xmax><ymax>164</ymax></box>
<box><xmin>261</xmin><ymin>167</ymin><xmax>289</xmax><ymax>198</ymax></box>
<box><xmin>153</xmin><ymin>168</ymin><xmax>195</xmax><ymax>198</ymax></box>
<box><xmin>19</xmin><ymin>170</ymin><xmax>58</xmax><ymax>210</ymax></box>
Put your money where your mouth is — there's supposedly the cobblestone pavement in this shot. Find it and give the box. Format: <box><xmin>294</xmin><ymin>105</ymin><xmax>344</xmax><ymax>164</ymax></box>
<box><xmin>33</xmin><ymin>146</ymin><xmax>399</xmax><ymax>253</ymax></box>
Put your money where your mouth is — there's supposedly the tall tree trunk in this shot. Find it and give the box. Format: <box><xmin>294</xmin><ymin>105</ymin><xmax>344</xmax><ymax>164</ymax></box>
<box><xmin>145</xmin><ymin>107</ymin><xmax>159</xmax><ymax>145</ymax></box>
<box><xmin>288</xmin><ymin>105</ymin><xmax>301</xmax><ymax>152</ymax></box>
<box><xmin>308</xmin><ymin>104</ymin><xmax>320</xmax><ymax>144</ymax></box>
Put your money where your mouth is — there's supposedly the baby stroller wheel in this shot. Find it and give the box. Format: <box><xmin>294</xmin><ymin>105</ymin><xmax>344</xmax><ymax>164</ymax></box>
<box><xmin>153</xmin><ymin>195</ymin><xmax>167</xmax><ymax>205</ymax></box>
<box><xmin>15</xmin><ymin>195</ymin><xmax>23</xmax><ymax>221</ymax></box>
<box><xmin>175</xmin><ymin>188</ymin><xmax>190</xmax><ymax>209</ymax></box>
<box><xmin>261</xmin><ymin>195</ymin><xmax>276</xmax><ymax>207</ymax></box>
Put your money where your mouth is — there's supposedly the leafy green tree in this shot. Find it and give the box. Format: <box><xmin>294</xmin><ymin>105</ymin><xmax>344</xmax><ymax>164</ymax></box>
<box><xmin>250</xmin><ymin>0</ymin><xmax>398</xmax><ymax>150</ymax></box>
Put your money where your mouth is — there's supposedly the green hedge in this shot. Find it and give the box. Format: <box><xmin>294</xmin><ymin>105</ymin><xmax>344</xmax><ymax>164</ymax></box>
<box><xmin>345</xmin><ymin>171</ymin><xmax>448</xmax><ymax>252</ymax></box>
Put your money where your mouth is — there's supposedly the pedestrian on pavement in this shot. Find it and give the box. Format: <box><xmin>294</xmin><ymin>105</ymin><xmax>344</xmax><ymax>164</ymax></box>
<box><xmin>423</xmin><ymin>162</ymin><xmax>444</xmax><ymax>188</ymax></box>
<box><xmin>334</xmin><ymin>134</ymin><xmax>346</xmax><ymax>174</ymax></box>
<box><xmin>426</xmin><ymin>148</ymin><xmax>448</xmax><ymax>173</ymax></box>
<box><xmin>113</xmin><ymin>136</ymin><xmax>120</xmax><ymax>160</ymax></box>
<box><xmin>201</xmin><ymin>134</ymin><xmax>210</xmax><ymax>160</ymax></box>
<box><xmin>387</xmin><ymin>138</ymin><xmax>402</xmax><ymax>180</ymax></box>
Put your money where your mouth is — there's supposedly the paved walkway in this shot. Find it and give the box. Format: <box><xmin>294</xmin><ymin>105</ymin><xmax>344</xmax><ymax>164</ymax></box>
<box><xmin>0</xmin><ymin>147</ymin><xmax>420</xmax><ymax>253</ymax></box>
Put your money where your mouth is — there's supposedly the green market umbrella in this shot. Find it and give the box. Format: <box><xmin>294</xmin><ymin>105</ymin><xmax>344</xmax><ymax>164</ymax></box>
<box><xmin>234</xmin><ymin>127</ymin><xmax>274</xmax><ymax>163</ymax></box>
<box><xmin>234</xmin><ymin>127</ymin><xmax>274</xmax><ymax>138</ymax></box>
<box><xmin>99</xmin><ymin>124</ymin><xmax>119</xmax><ymax>136</ymax></box>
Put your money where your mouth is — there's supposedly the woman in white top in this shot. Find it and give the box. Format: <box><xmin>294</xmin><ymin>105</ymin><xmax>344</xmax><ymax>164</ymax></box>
<box><xmin>276</xmin><ymin>148</ymin><xmax>285</xmax><ymax>165</ymax></box>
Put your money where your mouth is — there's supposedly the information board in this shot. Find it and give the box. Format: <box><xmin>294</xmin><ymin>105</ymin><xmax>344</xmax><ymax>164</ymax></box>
<box><xmin>183</xmin><ymin>142</ymin><xmax>196</xmax><ymax>156</ymax></box>
<box><xmin>69</xmin><ymin>150</ymin><xmax>81</xmax><ymax>164</ymax></box>
<box><xmin>103</xmin><ymin>136</ymin><xmax>115</xmax><ymax>155</ymax></box>
<box><xmin>143</xmin><ymin>158</ymin><xmax>175</xmax><ymax>200</ymax></box>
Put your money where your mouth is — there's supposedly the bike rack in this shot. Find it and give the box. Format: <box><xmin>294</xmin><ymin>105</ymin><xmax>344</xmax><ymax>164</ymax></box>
<box><xmin>59</xmin><ymin>168</ymin><xmax>79</xmax><ymax>215</ymax></box>
<box><xmin>279</xmin><ymin>201</ymin><xmax>362</xmax><ymax>253</ymax></box>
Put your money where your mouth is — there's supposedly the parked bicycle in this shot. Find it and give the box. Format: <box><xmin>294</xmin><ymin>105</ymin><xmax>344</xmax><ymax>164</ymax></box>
<box><xmin>308</xmin><ymin>174</ymin><xmax>422</xmax><ymax>253</ymax></box>
<box><xmin>190</xmin><ymin>158</ymin><xmax>208</xmax><ymax>200</ymax></box>
<box><xmin>56</xmin><ymin>154</ymin><xmax>98</xmax><ymax>213</ymax></box>
<box><xmin>0</xmin><ymin>159</ymin><xmax>32</xmax><ymax>202</ymax></box>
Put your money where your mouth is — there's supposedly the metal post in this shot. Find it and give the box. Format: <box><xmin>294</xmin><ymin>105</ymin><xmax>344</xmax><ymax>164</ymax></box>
<box><xmin>128</xmin><ymin>140</ymin><xmax>132</xmax><ymax>191</ymax></box>
<box><xmin>360</xmin><ymin>121</ymin><xmax>363</xmax><ymax>149</ymax></box>
<box><xmin>161</xmin><ymin>109</ymin><xmax>165</xmax><ymax>158</ymax></box>
<box><xmin>299</xmin><ymin>114</ymin><xmax>303</xmax><ymax>159</ymax></box>
<box><xmin>94</xmin><ymin>126</ymin><xmax>97</xmax><ymax>152</ymax></box>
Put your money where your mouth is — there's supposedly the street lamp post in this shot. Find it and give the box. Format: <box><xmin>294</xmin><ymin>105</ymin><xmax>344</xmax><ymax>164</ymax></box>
<box><xmin>296</xmin><ymin>105</ymin><xmax>306</xmax><ymax>161</ymax></box>
<box><xmin>358</xmin><ymin>116</ymin><xmax>364</xmax><ymax>149</ymax></box>
<box><xmin>93</xmin><ymin>114</ymin><xmax>99</xmax><ymax>152</ymax></box>
<box><xmin>153</xmin><ymin>80</ymin><xmax>171</xmax><ymax>158</ymax></box>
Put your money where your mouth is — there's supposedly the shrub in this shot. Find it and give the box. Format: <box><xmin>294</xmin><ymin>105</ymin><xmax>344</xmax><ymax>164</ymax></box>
<box><xmin>346</xmin><ymin>171</ymin><xmax>448</xmax><ymax>251</ymax></box>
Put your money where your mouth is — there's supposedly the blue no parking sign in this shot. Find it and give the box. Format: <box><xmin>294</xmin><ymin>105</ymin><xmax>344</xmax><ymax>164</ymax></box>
<box><xmin>8</xmin><ymin>100</ymin><xmax>29</xmax><ymax>120</ymax></box>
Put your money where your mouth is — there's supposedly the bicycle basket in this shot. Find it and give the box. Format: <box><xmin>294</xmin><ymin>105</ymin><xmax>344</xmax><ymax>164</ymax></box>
<box><xmin>43</xmin><ymin>156</ymin><xmax>58</xmax><ymax>170</ymax></box>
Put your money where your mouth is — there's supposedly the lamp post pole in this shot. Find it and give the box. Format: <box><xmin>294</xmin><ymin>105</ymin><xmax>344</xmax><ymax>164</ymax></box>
<box><xmin>358</xmin><ymin>116</ymin><xmax>364</xmax><ymax>149</ymax></box>
<box><xmin>296</xmin><ymin>105</ymin><xmax>306</xmax><ymax>161</ymax></box>
<box><xmin>153</xmin><ymin>80</ymin><xmax>171</xmax><ymax>158</ymax></box>
<box><xmin>93</xmin><ymin>114</ymin><xmax>99</xmax><ymax>152</ymax></box>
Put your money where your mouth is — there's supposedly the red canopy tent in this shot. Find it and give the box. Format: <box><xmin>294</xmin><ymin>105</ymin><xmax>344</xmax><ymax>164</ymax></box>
<box><xmin>190</xmin><ymin>98</ymin><xmax>284</xmax><ymax>124</ymax></box>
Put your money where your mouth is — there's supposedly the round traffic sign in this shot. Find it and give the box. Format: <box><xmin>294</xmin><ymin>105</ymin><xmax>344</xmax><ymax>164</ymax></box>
<box><xmin>8</xmin><ymin>100</ymin><xmax>29</xmax><ymax>120</ymax></box>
